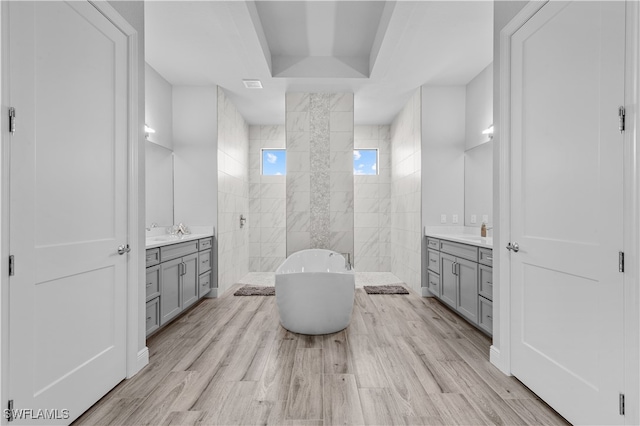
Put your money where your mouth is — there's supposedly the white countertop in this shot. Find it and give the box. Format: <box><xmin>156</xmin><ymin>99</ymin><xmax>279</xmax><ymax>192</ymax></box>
<box><xmin>425</xmin><ymin>226</ymin><xmax>493</xmax><ymax>249</ymax></box>
<box><xmin>145</xmin><ymin>225</ymin><xmax>215</xmax><ymax>249</ymax></box>
<box><xmin>145</xmin><ymin>232</ymin><xmax>214</xmax><ymax>249</ymax></box>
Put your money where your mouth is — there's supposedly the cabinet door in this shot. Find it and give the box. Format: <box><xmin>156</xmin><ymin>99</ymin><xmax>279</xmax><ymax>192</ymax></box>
<box><xmin>439</xmin><ymin>253</ymin><xmax>457</xmax><ymax>309</ymax></box>
<box><xmin>160</xmin><ymin>257</ymin><xmax>182</xmax><ymax>325</ymax></box>
<box><xmin>182</xmin><ymin>253</ymin><xmax>199</xmax><ymax>310</ymax></box>
<box><xmin>457</xmin><ymin>257</ymin><xmax>478</xmax><ymax>323</ymax></box>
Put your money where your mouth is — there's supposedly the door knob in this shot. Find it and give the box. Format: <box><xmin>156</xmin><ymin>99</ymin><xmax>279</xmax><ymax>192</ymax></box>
<box><xmin>506</xmin><ymin>242</ymin><xmax>519</xmax><ymax>252</ymax></box>
<box><xmin>117</xmin><ymin>244</ymin><xmax>131</xmax><ymax>255</ymax></box>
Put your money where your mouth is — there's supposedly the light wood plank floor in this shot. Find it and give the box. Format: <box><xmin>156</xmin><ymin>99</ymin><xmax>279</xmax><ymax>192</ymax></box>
<box><xmin>74</xmin><ymin>285</ymin><xmax>569</xmax><ymax>426</ymax></box>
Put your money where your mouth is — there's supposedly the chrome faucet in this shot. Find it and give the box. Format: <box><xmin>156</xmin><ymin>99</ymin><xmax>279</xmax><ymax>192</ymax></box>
<box><xmin>145</xmin><ymin>222</ymin><xmax>159</xmax><ymax>232</ymax></box>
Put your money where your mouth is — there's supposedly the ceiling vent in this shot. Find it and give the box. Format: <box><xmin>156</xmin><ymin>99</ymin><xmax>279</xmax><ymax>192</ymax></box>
<box><xmin>243</xmin><ymin>79</ymin><xmax>263</xmax><ymax>89</ymax></box>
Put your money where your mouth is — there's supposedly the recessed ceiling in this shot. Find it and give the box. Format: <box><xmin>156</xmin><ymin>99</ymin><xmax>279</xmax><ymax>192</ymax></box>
<box><xmin>145</xmin><ymin>1</ymin><xmax>493</xmax><ymax>125</ymax></box>
<box><xmin>254</xmin><ymin>1</ymin><xmax>387</xmax><ymax>78</ymax></box>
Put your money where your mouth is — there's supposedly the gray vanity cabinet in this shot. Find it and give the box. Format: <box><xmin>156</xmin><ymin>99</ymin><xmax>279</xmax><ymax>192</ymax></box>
<box><xmin>146</xmin><ymin>235</ymin><xmax>215</xmax><ymax>336</ymax></box>
<box><xmin>182</xmin><ymin>253</ymin><xmax>199</xmax><ymax>310</ymax></box>
<box><xmin>439</xmin><ymin>253</ymin><xmax>457</xmax><ymax>308</ymax></box>
<box><xmin>440</xmin><ymin>253</ymin><xmax>478</xmax><ymax>323</ymax></box>
<box><xmin>427</xmin><ymin>236</ymin><xmax>492</xmax><ymax>336</ymax></box>
<box><xmin>160</xmin><ymin>252</ymin><xmax>198</xmax><ymax>325</ymax></box>
<box><xmin>456</xmin><ymin>258</ymin><xmax>478</xmax><ymax>323</ymax></box>
<box><xmin>160</xmin><ymin>258</ymin><xmax>183</xmax><ymax>325</ymax></box>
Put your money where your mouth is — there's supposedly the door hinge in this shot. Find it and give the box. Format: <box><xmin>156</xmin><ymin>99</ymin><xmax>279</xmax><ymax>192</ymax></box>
<box><xmin>7</xmin><ymin>399</ymin><xmax>13</xmax><ymax>422</ymax></box>
<box><xmin>8</xmin><ymin>107</ymin><xmax>15</xmax><ymax>134</ymax></box>
<box><xmin>620</xmin><ymin>393</ymin><xmax>625</xmax><ymax>416</ymax></box>
<box><xmin>619</xmin><ymin>251</ymin><xmax>624</xmax><ymax>273</ymax></box>
<box><xmin>9</xmin><ymin>255</ymin><xmax>14</xmax><ymax>276</ymax></box>
<box><xmin>619</xmin><ymin>106</ymin><xmax>625</xmax><ymax>133</ymax></box>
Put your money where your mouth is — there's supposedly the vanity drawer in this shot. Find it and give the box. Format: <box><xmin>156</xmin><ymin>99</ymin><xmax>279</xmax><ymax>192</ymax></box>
<box><xmin>160</xmin><ymin>240</ymin><xmax>199</xmax><ymax>262</ymax></box>
<box><xmin>427</xmin><ymin>238</ymin><xmax>440</xmax><ymax>250</ymax></box>
<box><xmin>427</xmin><ymin>270</ymin><xmax>440</xmax><ymax>296</ymax></box>
<box><xmin>146</xmin><ymin>248</ymin><xmax>160</xmax><ymax>267</ymax></box>
<box><xmin>479</xmin><ymin>265</ymin><xmax>493</xmax><ymax>301</ymax></box>
<box><xmin>199</xmin><ymin>237</ymin><xmax>213</xmax><ymax>251</ymax></box>
<box><xmin>145</xmin><ymin>297</ymin><xmax>160</xmax><ymax>336</ymax></box>
<box><xmin>440</xmin><ymin>240</ymin><xmax>478</xmax><ymax>262</ymax></box>
<box><xmin>479</xmin><ymin>248</ymin><xmax>493</xmax><ymax>267</ymax></box>
<box><xmin>478</xmin><ymin>296</ymin><xmax>493</xmax><ymax>335</ymax></box>
<box><xmin>427</xmin><ymin>249</ymin><xmax>440</xmax><ymax>273</ymax></box>
<box><xmin>199</xmin><ymin>271</ymin><xmax>211</xmax><ymax>297</ymax></box>
<box><xmin>199</xmin><ymin>249</ymin><xmax>211</xmax><ymax>274</ymax></box>
<box><xmin>145</xmin><ymin>265</ymin><xmax>160</xmax><ymax>301</ymax></box>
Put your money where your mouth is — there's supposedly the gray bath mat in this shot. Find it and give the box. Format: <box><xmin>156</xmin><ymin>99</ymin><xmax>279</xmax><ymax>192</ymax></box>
<box><xmin>233</xmin><ymin>285</ymin><xmax>275</xmax><ymax>296</ymax></box>
<box><xmin>364</xmin><ymin>285</ymin><xmax>409</xmax><ymax>295</ymax></box>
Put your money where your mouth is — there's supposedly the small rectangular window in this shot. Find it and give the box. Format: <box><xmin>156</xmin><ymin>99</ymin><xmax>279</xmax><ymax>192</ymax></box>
<box><xmin>262</xmin><ymin>149</ymin><xmax>286</xmax><ymax>175</ymax></box>
<box><xmin>354</xmin><ymin>149</ymin><xmax>378</xmax><ymax>175</ymax></box>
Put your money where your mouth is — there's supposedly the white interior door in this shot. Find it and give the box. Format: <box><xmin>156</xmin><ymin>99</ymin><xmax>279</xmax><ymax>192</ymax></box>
<box><xmin>8</xmin><ymin>1</ymin><xmax>129</xmax><ymax>423</ymax></box>
<box><xmin>510</xmin><ymin>2</ymin><xmax>625</xmax><ymax>424</ymax></box>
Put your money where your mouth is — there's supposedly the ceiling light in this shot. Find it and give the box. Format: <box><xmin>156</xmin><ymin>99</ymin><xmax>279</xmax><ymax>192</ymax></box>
<box><xmin>243</xmin><ymin>79</ymin><xmax>263</xmax><ymax>89</ymax></box>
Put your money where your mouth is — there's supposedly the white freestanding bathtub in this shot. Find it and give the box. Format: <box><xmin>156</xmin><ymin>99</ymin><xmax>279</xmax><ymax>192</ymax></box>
<box><xmin>275</xmin><ymin>249</ymin><xmax>355</xmax><ymax>335</ymax></box>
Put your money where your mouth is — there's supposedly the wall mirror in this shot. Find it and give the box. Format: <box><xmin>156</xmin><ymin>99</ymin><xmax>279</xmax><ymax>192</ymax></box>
<box><xmin>146</xmin><ymin>140</ymin><xmax>174</xmax><ymax>227</ymax></box>
<box><xmin>464</xmin><ymin>140</ymin><xmax>492</xmax><ymax>227</ymax></box>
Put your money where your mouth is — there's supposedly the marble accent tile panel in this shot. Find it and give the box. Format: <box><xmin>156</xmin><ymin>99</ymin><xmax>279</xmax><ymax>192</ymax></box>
<box><xmin>287</xmin><ymin>211</ymin><xmax>310</xmax><ymax>232</ymax></box>
<box><xmin>331</xmin><ymin>93</ymin><xmax>354</xmax><ymax>112</ymax></box>
<box><xmin>286</xmin><ymin>93</ymin><xmax>310</xmax><ymax>112</ymax></box>
<box><xmin>287</xmin><ymin>132</ymin><xmax>310</xmax><ymax>152</ymax></box>
<box><xmin>287</xmin><ymin>231</ymin><xmax>310</xmax><ymax>254</ymax></box>
<box><xmin>287</xmin><ymin>172</ymin><xmax>310</xmax><ymax>193</ymax></box>
<box><xmin>287</xmin><ymin>151</ymin><xmax>311</xmax><ymax>172</ymax></box>
<box><xmin>330</xmin><ymin>132</ymin><xmax>354</xmax><ymax>152</ymax></box>
<box><xmin>330</xmin><ymin>111</ymin><xmax>354</xmax><ymax>132</ymax></box>
<box><xmin>286</xmin><ymin>112</ymin><xmax>309</xmax><ymax>132</ymax></box>
<box><xmin>287</xmin><ymin>92</ymin><xmax>353</xmax><ymax>257</ymax></box>
<box><xmin>287</xmin><ymin>191</ymin><xmax>310</xmax><ymax>213</ymax></box>
<box><xmin>330</xmin><ymin>191</ymin><xmax>354</xmax><ymax>213</ymax></box>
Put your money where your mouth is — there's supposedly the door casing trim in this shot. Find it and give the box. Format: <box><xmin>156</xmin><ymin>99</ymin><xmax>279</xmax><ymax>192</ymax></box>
<box><xmin>494</xmin><ymin>1</ymin><xmax>639</xmax><ymax>423</ymax></box>
<box><xmin>0</xmin><ymin>2</ymin><xmax>146</xmax><ymax>423</ymax></box>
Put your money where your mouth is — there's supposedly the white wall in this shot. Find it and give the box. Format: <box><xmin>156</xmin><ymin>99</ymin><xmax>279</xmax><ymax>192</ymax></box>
<box><xmin>172</xmin><ymin>86</ymin><xmax>218</xmax><ymax>227</ymax></box>
<box><xmin>391</xmin><ymin>90</ymin><xmax>422</xmax><ymax>293</ymax></box>
<box><xmin>354</xmin><ymin>125</ymin><xmax>391</xmax><ymax>272</ymax></box>
<box><xmin>421</xmin><ymin>86</ymin><xmax>466</xmax><ymax>228</ymax></box>
<box><xmin>217</xmin><ymin>88</ymin><xmax>249</xmax><ymax>296</ymax></box>
<box><xmin>145</xmin><ymin>64</ymin><xmax>173</xmax><ymax>150</ymax></box>
<box><xmin>248</xmin><ymin>125</ymin><xmax>286</xmax><ymax>272</ymax></box>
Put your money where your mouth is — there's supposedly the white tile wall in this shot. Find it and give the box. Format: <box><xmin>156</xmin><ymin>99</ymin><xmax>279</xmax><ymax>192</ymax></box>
<box><xmin>217</xmin><ymin>88</ymin><xmax>250</xmax><ymax>295</ymax></box>
<box><xmin>248</xmin><ymin>125</ymin><xmax>286</xmax><ymax>272</ymax></box>
<box><xmin>354</xmin><ymin>125</ymin><xmax>391</xmax><ymax>272</ymax></box>
<box><xmin>390</xmin><ymin>90</ymin><xmax>422</xmax><ymax>292</ymax></box>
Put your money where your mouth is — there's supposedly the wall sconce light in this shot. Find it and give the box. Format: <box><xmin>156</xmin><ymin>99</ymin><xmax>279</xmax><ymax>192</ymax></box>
<box><xmin>482</xmin><ymin>124</ymin><xmax>494</xmax><ymax>140</ymax></box>
<box><xmin>145</xmin><ymin>124</ymin><xmax>156</xmax><ymax>140</ymax></box>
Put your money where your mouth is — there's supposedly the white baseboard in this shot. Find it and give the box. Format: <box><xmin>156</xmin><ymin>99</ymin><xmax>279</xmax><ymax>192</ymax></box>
<box><xmin>128</xmin><ymin>347</ymin><xmax>149</xmax><ymax>378</ymax></box>
<box><xmin>490</xmin><ymin>345</ymin><xmax>511</xmax><ymax>375</ymax></box>
<box><xmin>205</xmin><ymin>288</ymin><xmax>218</xmax><ymax>298</ymax></box>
